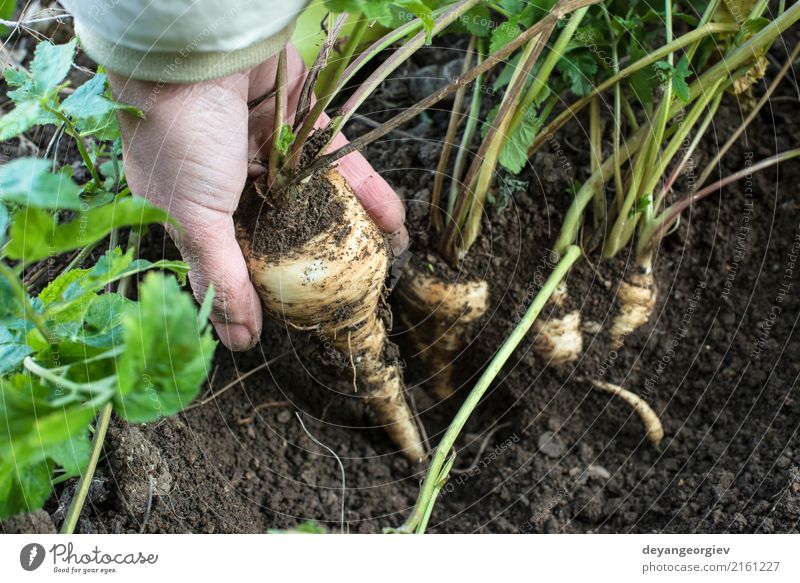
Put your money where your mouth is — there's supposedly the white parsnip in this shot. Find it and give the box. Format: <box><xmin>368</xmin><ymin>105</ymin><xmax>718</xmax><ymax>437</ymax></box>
<box><xmin>396</xmin><ymin>266</ymin><xmax>489</xmax><ymax>399</ymax></box>
<box><xmin>237</xmin><ymin>169</ymin><xmax>424</xmax><ymax>462</ymax></box>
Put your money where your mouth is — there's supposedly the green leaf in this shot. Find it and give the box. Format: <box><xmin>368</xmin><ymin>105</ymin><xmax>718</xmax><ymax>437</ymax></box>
<box><xmin>114</xmin><ymin>273</ymin><xmax>216</xmax><ymax>423</ymax></box>
<box><xmin>45</xmin><ymin>431</ymin><xmax>91</xmax><ymax>477</ymax></box>
<box><xmin>0</xmin><ymin>100</ymin><xmax>43</xmax><ymax>141</ymax></box>
<box><xmin>672</xmin><ymin>57</ymin><xmax>691</xmax><ymax>103</ymax></box>
<box><xmin>462</xmin><ymin>5</ymin><xmax>492</xmax><ymax>37</ymax></box>
<box><xmin>557</xmin><ymin>51</ymin><xmax>597</xmax><ymax>96</ymax></box>
<box><xmin>0</xmin><ymin>271</ymin><xmax>23</xmax><ymax>324</ymax></box>
<box><xmin>324</xmin><ymin>0</ymin><xmax>394</xmax><ymax>25</ymax></box>
<box><xmin>0</xmin><ymin>327</ymin><xmax>33</xmax><ymax>375</ymax></box>
<box><xmin>274</xmin><ymin>123</ymin><xmax>296</xmax><ymax>156</ymax></box>
<box><xmin>6</xmin><ymin>197</ymin><xmax>172</xmax><ymax>262</ymax></box>
<box><xmin>499</xmin><ymin>107</ymin><xmax>541</xmax><ymax>174</ymax></box>
<box><xmin>61</xmin><ymin>72</ymin><xmax>139</xmax><ymax>141</ymax></box>
<box><xmin>0</xmin><ymin>0</ymin><xmax>17</xmax><ymax>37</ymax></box>
<box><xmin>490</xmin><ymin>16</ymin><xmax>520</xmax><ymax>54</ymax></box>
<box><xmin>0</xmin><ymin>459</ymin><xmax>52</xmax><ymax>519</ymax></box>
<box><xmin>400</xmin><ymin>1</ymin><xmax>434</xmax><ymax>43</ymax></box>
<box><xmin>30</xmin><ymin>38</ymin><xmax>77</xmax><ymax>94</ymax></box>
<box><xmin>0</xmin><ymin>158</ymin><xmax>83</xmax><ymax>209</ymax></box>
<box><xmin>0</xmin><ymin>375</ymin><xmax>96</xmax><ymax>457</ymax></box>
<box><xmin>631</xmin><ymin>193</ymin><xmax>652</xmax><ymax>217</ymax></box>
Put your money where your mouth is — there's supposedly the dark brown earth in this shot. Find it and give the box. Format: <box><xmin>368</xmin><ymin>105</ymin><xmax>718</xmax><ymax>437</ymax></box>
<box><xmin>3</xmin><ymin>30</ymin><xmax>800</xmax><ymax>535</ymax></box>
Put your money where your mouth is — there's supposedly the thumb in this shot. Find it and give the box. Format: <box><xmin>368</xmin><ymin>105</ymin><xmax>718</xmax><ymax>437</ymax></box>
<box><xmin>171</xmin><ymin>212</ymin><xmax>263</xmax><ymax>352</ymax></box>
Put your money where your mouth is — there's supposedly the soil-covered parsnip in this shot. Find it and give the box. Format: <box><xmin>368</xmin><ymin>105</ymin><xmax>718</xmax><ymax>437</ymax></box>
<box><xmin>532</xmin><ymin>283</ymin><xmax>583</xmax><ymax>366</ymax></box>
<box><xmin>236</xmin><ymin>169</ymin><xmax>424</xmax><ymax>462</ymax></box>
<box><xmin>395</xmin><ymin>265</ymin><xmax>489</xmax><ymax>400</ymax></box>
<box><xmin>609</xmin><ymin>271</ymin><xmax>657</xmax><ymax>351</ymax></box>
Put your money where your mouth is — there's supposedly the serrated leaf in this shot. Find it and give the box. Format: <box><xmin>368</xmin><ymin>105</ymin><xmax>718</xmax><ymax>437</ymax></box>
<box><xmin>114</xmin><ymin>273</ymin><xmax>216</xmax><ymax>422</ymax></box>
<box><xmin>0</xmin><ymin>327</ymin><xmax>33</xmax><ymax>375</ymax></box>
<box><xmin>0</xmin><ymin>458</ymin><xmax>52</xmax><ymax>519</ymax></box>
<box><xmin>0</xmin><ymin>158</ymin><xmax>83</xmax><ymax>209</ymax></box>
<box><xmin>324</xmin><ymin>0</ymin><xmax>394</xmax><ymax>25</ymax></box>
<box><xmin>0</xmin><ymin>100</ymin><xmax>43</xmax><ymax>141</ymax></box>
<box><xmin>462</xmin><ymin>5</ymin><xmax>492</xmax><ymax>37</ymax></box>
<box><xmin>557</xmin><ymin>51</ymin><xmax>598</xmax><ymax>96</ymax></box>
<box><xmin>275</xmin><ymin>123</ymin><xmax>296</xmax><ymax>156</ymax></box>
<box><xmin>499</xmin><ymin>107</ymin><xmax>541</xmax><ymax>174</ymax></box>
<box><xmin>6</xmin><ymin>197</ymin><xmax>172</xmax><ymax>262</ymax></box>
<box><xmin>490</xmin><ymin>16</ymin><xmax>520</xmax><ymax>54</ymax></box>
<box><xmin>30</xmin><ymin>38</ymin><xmax>76</xmax><ymax>94</ymax></box>
<box><xmin>45</xmin><ymin>430</ymin><xmax>91</xmax><ymax>477</ymax></box>
<box><xmin>401</xmin><ymin>1</ymin><xmax>434</xmax><ymax>43</ymax></box>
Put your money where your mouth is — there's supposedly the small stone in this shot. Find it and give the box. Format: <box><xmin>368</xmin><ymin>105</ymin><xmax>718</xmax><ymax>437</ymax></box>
<box><xmin>276</xmin><ymin>410</ymin><xmax>292</xmax><ymax>424</ymax></box>
<box><xmin>586</xmin><ymin>464</ymin><xmax>611</xmax><ymax>481</ymax></box>
<box><xmin>538</xmin><ymin>431</ymin><xmax>565</xmax><ymax>458</ymax></box>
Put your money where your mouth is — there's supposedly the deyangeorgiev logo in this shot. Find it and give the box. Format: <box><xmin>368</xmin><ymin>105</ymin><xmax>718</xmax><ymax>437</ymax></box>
<box><xmin>20</xmin><ymin>543</ymin><xmax>46</xmax><ymax>571</ymax></box>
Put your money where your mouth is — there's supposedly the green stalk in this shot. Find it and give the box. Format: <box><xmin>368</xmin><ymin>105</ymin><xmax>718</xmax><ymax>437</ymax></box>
<box><xmin>654</xmin><ymin>87</ymin><xmax>725</xmax><ymax>210</ymax></box>
<box><xmin>430</xmin><ymin>36</ymin><xmax>477</xmax><ymax>231</ymax></box>
<box><xmin>60</xmin><ymin>403</ymin><xmax>112</xmax><ymax>533</ymax></box>
<box><xmin>508</xmin><ymin>6</ymin><xmax>590</xmax><ymax>135</ymax></box>
<box><xmin>288</xmin><ymin>0</ymin><xmax>604</xmax><ymax>188</ymax></box>
<box><xmin>393</xmin><ymin>245</ymin><xmax>582</xmax><ymax>533</ymax></box>
<box><xmin>449</xmin><ymin>28</ymin><xmax>551</xmax><ymax>263</ymax></box>
<box><xmin>47</xmin><ymin>107</ymin><xmax>102</xmax><ymax>187</ymax></box>
<box><xmin>268</xmin><ymin>48</ymin><xmax>287</xmax><ymax>189</ymax></box>
<box><xmin>639</xmin><ymin>148</ymin><xmax>800</xmax><ymax>256</ymax></box>
<box><xmin>447</xmin><ymin>52</ymin><xmax>485</xmax><ymax>220</ymax></box>
<box><xmin>289</xmin><ymin>14</ymin><xmax>370</xmax><ymax>167</ymax></box>
<box><xmin>327</xmin><ymin>0</ymin><xmax>482</xmax><ymax>141</ymax></box>
<box><xmin>313</xmin><ymin>14</ymin><xmax>370</xmax><ymax>103</ymax></box>
<box><xmin>554</xmin><ymin>122</ymin><xmax>649</xmax><ymax>254</ymax></box>
<box><xmin>694</xmin><ymin>41</ymin><xmax>800</xmax><ymax>191</ymax></box>
<box><xmin>589</xmin><ymin>96</ymin><xmax>604</xmax><ymax>227</ymax></box>
<box><xmin>526</xmin><ymin>21</ymin><xmax>740</xmax><ymax>157</ymax></box>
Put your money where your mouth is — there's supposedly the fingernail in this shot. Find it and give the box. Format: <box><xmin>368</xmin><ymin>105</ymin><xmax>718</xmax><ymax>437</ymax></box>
<box><xmin>214</xmin><ymin>322</ymin><xmax>258</xmax><ymax>352</ymax></box>
<box><xmin>389</xmin><ymin>229</ymin><xmax>409</xmax><ymax>257</ymax></box>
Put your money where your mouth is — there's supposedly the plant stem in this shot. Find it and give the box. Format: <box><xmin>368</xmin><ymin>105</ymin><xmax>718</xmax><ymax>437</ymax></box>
<box><xmin>443</xmin><ymin>23</ymin><xmax>554</xmax><ymax>263</ymax></box>
<box><xmin>694</xmin><ymin>41</ymin><xmax>800</xmax><ymax>191</ymax></box>
<box><xmin>589</xmin><ymin>96</ymin><xmax>604</xmax><ymax>227</ymax></box>
<box><xmin>526</xmin><ymin>21</ymin><xmax>740</xmax><ymax>157</ymax></box>
<box><xmin>430</xmin><ymin>36</ymin><xmax>476</xmax><ymax>231</ymax></box>
<box><xmin>640</xmin><ymin>148</ymin><xmax>800</xmax><ymax>254</ymax></box>
<box><xmin>288</xmin><ymin>0</ymin><xmax>604</xmax><ymax>188</ymax></box>
<box><xmin>47</xmin><ymin>107</ymin><xmax>102</xmax><ymax>187</ymax></box>
<box><xmin>447</xmin><ymin>51</ymin><xmax>485</xmax><ymax>220</ymax></box>
<box><xmin>60</xmin><ymin>403</ymin><xmax>112</xmax><ymax>534</ymax></box>
<box><xmin>393</xmin><ymin>245</ymin><xmax>582</xmax><ymax>533</ymax></box>
<box><xmin>268</xmin><ymin>48</ymin><xmax>288</xmax><ymax>189</ymax></box>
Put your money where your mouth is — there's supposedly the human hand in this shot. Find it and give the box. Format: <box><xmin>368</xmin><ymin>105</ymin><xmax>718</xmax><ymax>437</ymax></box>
<box><xmin>110</xmin><ymin>46</ymin><xmax>408</xmax><ymax>351</ymax></box>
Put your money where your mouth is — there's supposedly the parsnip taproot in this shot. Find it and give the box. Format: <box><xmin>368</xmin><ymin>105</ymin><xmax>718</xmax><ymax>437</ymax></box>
<box><xmin>395</xmin><ymin>265</ymin><xmax>489</xmax><ymax>399</ymax></box>
<box><xmin>236</xmin><ymin>169</ymin><xmax>424</xmax><ymax>463</ymax></box>
<box><xmin>609</xmin><ymin>271</ymin><xmax>657</xmax><ymax>351</ymax></box>
<box><xmin>531</xmin><ymin>283</ymin><xmax>583</xmax><ymax>366</ymax></box>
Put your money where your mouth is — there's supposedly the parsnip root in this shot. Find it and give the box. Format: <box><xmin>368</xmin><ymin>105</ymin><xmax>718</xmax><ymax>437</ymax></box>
<box><xmin>591</xmin><ymin>379</ymin><xmax>664</xmax><ymax>446</ymax></box>
<box><xmin>532</xmin><ymin>283</ymin><xmax>583</xmax><ymax>366</ymax></box>
<box><xmin>395</xmin><ymin>265</ymin><xmax>489</xmax><ymax>399</ymax></box>
<box><xmin>237</xmin><ymin>169</ymin><xmax>424</xmax><ymax>462</ymax></box>
<box><xmin>609</xmin><ymin>271</ymin><xmax>657</xmax><ymax>350</ymax></box>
